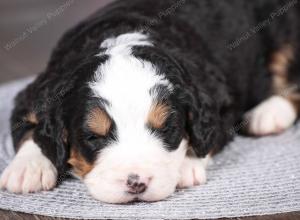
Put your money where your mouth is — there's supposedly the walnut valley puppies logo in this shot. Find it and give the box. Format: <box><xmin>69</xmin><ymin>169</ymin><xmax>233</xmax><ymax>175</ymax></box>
<box><xmin>140</xmin><ymin>0</ymin><xmax>187</xmax><ymax>32</ymax></box>
<box><xmin>228</xmin><ymin>119</ymin><xmax>250</xmax><ymax>136</ymax></box>
<box><xmin>227</xmin><ymin>0</ymin><xmax>298</xmax><ymax>51</ymax></box>
<box><xmin>3</xmin><ymin>0</ymin><xmax>74</xmax><ymax>51</ymax></box>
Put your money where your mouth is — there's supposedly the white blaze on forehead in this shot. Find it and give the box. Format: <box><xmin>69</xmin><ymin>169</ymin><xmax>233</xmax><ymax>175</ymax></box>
<box><xmin>90</xmin><ymin>32</ymin><xmax>172</xmax><ymax>139</ymax></box>
<box><xmin>99</xmin><ymin>32</ymin><xmax>153</xmax><ymax>56</ymax></box>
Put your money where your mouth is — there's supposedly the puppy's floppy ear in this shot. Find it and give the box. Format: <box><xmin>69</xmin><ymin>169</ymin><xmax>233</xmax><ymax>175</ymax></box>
<box><xmin>171</xmin><ymin>53</ymin><xmax>233</xmax><ymax>157</ymax></box>
<box><xmin>183</xmin><ymin>88</ymin><xmax>225</xmax><ymax>158</ymax></box>
<box><xmin>33</xmin><ymin>106</ymin><xmax>70</xmax><ymax>174</ymax></box>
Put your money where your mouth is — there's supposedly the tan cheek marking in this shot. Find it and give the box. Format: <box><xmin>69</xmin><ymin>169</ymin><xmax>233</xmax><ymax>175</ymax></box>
<box><xmin>147</xmin><ymin>103</ymin><xmax>170</xmax><ymax>129</ymax></box>
<box><xmin>87</xmin><ymin>108</ymin><xmax>111</xmax><ymax>136</ymax></box>
<box><xmin>68</xmin><ymin>148</ymin><xmax>94</xmax><ymax>178</ymax></box>
<box><xmin>24</xmin><ymin>112</ymin><xmax>38</xmax><ymax>124</ymax></box>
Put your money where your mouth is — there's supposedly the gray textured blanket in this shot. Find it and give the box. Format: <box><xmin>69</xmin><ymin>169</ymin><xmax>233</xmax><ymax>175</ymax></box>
<box><xmin>0</xmin><ymin>78</ymin><xmax>299</xmax><ymax>219</ymax></box>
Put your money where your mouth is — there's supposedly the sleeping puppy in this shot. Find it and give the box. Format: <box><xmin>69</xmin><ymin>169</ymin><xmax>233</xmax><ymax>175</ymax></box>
<box><xmin>1</xmin><ymin>0</ymin><xmax>300</xmax><ymax>203</ymax></box>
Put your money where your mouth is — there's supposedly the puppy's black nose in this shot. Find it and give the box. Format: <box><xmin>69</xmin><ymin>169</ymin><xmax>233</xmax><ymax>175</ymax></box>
<box><xmin>126</xmin><ymin>174</ymin><xmax>147</xmax><ymax>194</ymax></box>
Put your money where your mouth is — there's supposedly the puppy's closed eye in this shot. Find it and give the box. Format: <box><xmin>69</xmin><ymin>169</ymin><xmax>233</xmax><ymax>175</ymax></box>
<box><xmin>87</xmin><ymin>107</ymin><xmax>112</xmax><ymax>137</ymax></box>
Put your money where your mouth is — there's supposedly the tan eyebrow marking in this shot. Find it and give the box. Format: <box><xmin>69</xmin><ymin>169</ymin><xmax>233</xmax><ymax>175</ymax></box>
<box><xmin>87</xmin><ymin>107</ymin><xmax>112</xmax><ymax>136</ymax></box>
<box><xmin>147</xmin><ymin>102</ymin><xmax>170</xmax><ymax>129</ymax></box>
<box><xmin>68</xmin><ymin>148</ymin><xmax>94</xmax><ymax>178</ymax></box>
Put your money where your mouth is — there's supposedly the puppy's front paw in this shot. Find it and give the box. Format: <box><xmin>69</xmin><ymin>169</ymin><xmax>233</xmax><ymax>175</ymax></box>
<box><xmin>0</xmin><ymin>140</ymin><xmax>57</xmax><ymax>193</ymax></box>
<box><xmin>246</xmin><ymin>96</ymin><xmax>297</xmax><ymax>136</ymax></box>
<box><xmin>177</xmin><ymin>157</ymin><xmax>208</xmax><ymax>189</ymax></box>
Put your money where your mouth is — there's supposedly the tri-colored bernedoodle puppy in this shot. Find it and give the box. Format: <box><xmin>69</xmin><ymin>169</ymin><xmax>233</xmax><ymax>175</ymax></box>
<box><xmin>1</xmin><ymin>0</ymin><xmax>299</xmax><ymax>203</ymax></box>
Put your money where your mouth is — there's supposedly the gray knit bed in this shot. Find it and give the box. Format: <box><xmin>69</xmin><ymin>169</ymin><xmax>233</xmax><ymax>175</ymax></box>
<box><xmin>0</xmin><ymin>77</ymin><xmax>299</xmax><ymax>219</ymax></box>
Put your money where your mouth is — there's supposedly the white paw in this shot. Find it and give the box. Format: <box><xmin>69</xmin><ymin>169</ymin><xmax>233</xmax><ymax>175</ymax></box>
<box><xmin>0</xmin><ymin>140</ymin><xmax>57</xmax><ymax>193</ymax></box>
<box><xmin>177</xmin><ymin>156</ymin><xmax>209</xmax><ymax>188</ymax></box>
<box><xmin>246</xmin><ymin>96</ymin><xmax>297</xmax><ymax>136</ymax></box>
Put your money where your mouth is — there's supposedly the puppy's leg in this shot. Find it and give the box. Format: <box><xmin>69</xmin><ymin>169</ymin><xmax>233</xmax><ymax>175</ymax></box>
<box><xmin>246</xmin><ymin>96</ymin><xmax>297</xmax><ymax>135</ymax></box>
<box><xmin>247</xmin><ymin>44</ymin><xmax>300</xmax><ymax>136</ymax></box>
<box><xmin>177</xmin><ymin>154</ymin><xmax>210</xmax><ymax>188</ymax></box>
<box><xmin>0</xmin><ymin>104</ymin><xmax>57</xmax><ymax>193</ymax></box>
<box><xmin>0</xmin><ymin>139</ymin><xmax>57</xmax><ymax>193</ymax></box>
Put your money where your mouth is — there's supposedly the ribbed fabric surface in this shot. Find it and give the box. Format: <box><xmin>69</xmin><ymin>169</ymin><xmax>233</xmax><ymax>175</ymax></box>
<box><xmin>0</xmin><ymin>78</ymin><xmax>299</xmax><ymax>219</ymax></box>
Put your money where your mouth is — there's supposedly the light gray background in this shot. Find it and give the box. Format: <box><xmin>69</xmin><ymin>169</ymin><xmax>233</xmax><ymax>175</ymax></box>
<box><xmin>0</xmin><ymin>0</ymin><xmax>114</xmax><ymax>84</ymax></box>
